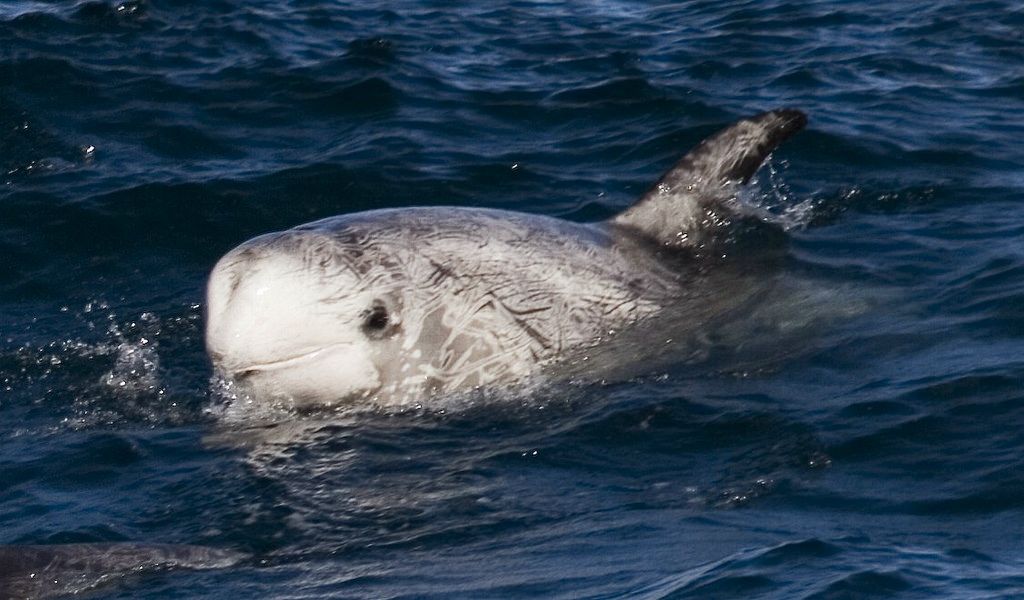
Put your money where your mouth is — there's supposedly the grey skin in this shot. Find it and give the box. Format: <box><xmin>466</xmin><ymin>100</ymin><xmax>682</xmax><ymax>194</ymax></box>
<box><xmin>205</xmin><ymin>109</ymin><xmax>808</xmax><ymax>407</ymax></box>
<box><xmin>0</xmin><ymin>543</ymin><xmax>244</xmax><ymax>599</ymax></box>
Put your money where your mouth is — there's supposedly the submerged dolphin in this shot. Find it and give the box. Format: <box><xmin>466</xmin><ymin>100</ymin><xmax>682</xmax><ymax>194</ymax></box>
<box><xmin>0</xmin><ymin>543</ymin><xmax>243</xmax><ymax>599</ymax></box>
<box><xmin>206</xmin><ymin>109</ymin><xmax>807</xmax><ymax>407</ymax></box>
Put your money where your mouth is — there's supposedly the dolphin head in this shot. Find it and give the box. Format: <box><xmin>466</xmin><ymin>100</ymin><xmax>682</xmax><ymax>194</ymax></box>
<box><xmin>205</xmin><ymin>229</ymin><xmax>407</xmax><ymax>406</ymax></box>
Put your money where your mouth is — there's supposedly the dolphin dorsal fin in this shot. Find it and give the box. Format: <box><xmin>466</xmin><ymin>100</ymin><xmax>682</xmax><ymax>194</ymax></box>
<box><xmin>611</xmin><ymin>108</ymin><xmax>807</xmax><ymax>246</ymax></box>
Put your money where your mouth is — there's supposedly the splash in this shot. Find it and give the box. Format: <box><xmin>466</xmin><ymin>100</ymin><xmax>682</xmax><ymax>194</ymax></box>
<box><xmin>739</xmin><ymin>156</ymin><xmax>824</xmax><ymax>231</ymax></box>
<box><xmin>0</xmin><ymin>301</ymin><xmax>208</xmax><ymax>430</ymax></box>
<box><xmin>98</xmin><ymin>311</ymin><xmax>163</xmax><ymax>397</ymax></box>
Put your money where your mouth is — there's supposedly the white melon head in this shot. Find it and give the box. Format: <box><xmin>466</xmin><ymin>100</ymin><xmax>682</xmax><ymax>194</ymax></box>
<box><xmin>205</xmin><ymin>229</ymin><xmax>406</xmax><ymax>406</ymax></box>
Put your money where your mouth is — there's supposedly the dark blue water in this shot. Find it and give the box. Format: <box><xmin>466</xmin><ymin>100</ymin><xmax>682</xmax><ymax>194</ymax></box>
<box><xmin>3</xmin><ymin>0</ymin><xmax>1024</xmax><ymax>597</ymax></box>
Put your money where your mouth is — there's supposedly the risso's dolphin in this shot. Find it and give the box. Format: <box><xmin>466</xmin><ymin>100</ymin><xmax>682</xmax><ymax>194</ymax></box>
<box><xmin>0</xmin><ymin>543</ymin><xmax>243</xmax><ymax>599</ymax></box>
<box><xmin>206</xmin><ymin>109</ymin><xmax>808</xmax><ymax>407</ymax></box>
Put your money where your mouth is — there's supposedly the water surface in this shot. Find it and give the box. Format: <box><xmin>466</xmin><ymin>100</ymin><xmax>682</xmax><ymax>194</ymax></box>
<box><xmin>2</xmin><ymin>0</ymin><xmax>1024</xmax><ymax>597</ymax></box>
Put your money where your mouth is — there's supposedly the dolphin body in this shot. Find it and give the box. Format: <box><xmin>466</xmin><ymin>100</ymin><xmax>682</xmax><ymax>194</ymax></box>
<box><xmin>206</xmin><ymin>109</ymin><xmax>808</xmax><ymax>407</ymax></box>
<box><xmin>0</xmin><ymin>543</ymin><xmax>244</xmax><ymax>599</ymax></box>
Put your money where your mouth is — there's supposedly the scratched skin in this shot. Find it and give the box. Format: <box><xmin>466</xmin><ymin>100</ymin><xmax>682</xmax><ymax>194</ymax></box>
<box><xmin>211</xmin><ymin>207</ymin><xmax>682</xmax><ymax>405</ymax></box>
<box><xmin>205</xmin><ymin>110</ymin><xmax>808</xmax><ymax>408</ymax></box>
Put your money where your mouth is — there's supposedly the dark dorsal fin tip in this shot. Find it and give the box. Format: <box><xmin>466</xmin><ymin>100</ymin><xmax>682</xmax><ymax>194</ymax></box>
<box><xmin>611</xmin><ymin>108</ymin><xmax>808</xmax><ymax>246</ymax></box>
<box><xmin>733</xmin><ymin>108</ymin><xmax>805</xmax><ymax>179</ymax></box>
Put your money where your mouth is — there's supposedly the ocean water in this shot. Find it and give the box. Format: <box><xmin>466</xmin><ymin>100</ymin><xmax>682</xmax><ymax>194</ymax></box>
<box><xmin>2</xmin><ymin>0</ymin><xmax>1024</xmax><ymax>597</ymax></box>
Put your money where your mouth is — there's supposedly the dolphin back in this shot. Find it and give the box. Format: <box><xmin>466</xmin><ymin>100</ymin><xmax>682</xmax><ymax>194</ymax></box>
<box><xmin>611</xmin><ymin>108</ymin><xmax>807</xmax><ymax>246</ymax></box>
<box><xmin>0</xmin><ymin>543</ymin><xmax>244</xmax><ymax>599</ymax></box>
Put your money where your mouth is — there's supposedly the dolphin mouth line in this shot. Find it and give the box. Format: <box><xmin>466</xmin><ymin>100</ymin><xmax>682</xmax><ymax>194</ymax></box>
<box><xmin>230</xmin><ymin>343</ymin><xmax>350</xmax><ymax>377</ymax></box>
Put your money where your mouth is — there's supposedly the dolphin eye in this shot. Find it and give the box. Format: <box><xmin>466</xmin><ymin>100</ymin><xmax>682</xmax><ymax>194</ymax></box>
<box><xmin>361</xmin><ymin>302</ymin><xmax>391</xmax><ymax>339</ymax></box>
